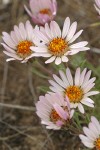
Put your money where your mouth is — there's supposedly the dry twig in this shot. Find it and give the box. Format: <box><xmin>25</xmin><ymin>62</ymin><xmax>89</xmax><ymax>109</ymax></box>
<box><xmin>0</xmin><ymin>120</ymin><xmax>37</xmax><ymax>141</ymax></box>
<box><xmin>3</xmin><ymin>141</ymin><xmax>13</xmax><ymax>150</ymax></box>
<box><xmin>0</xmin><ymin>62</ymin><xmax>8</xmax><ymax>119</ymax></box>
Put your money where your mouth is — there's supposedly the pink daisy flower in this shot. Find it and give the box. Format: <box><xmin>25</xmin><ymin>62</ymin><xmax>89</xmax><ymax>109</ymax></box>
<box><xmin>94</xmin><ymin>0</ymin><xmax>100</xmax><ymax>15</ymax></box>
<box><xmin>24</xmin><ymin>0</ymin><xmax>57</xmax><ymax>25</ymax></box>
<box><xmin>36</xmin><ymin>93</ymin><xmax>74</xmax><ymax>130</ymax></box>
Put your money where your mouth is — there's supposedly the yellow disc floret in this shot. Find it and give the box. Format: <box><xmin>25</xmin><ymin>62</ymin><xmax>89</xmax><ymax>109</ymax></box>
<box><xmin>65</xmin><ymin>86</ymin><xmax>83</xmax><ymax>103</ymax></box>
<box><xmin>40</xmin><ymin>8</ymin><xmax>51</xmax><ymax>15</ymax></box>
<box><xmin>17</xmin><ymin>40</ymin><xmax>32</xmax><ymax>58</ymax></box>
<box><xmin>48</xmin><ymin>38</ymin><xmax>68</xmax><ymax>56</ymax></box>
<box><xmin>95</xmin><ymin>138</ymin><xmax>100</xmax><ymax>150</ymax></box>
<box><xmin>50</xmin><ymin>109</ymin><xmax>61</xmax><ymax>123</ymax></box>
<box><xmin>50</xmin><ymin>106</ymin><xmax>70</xmax><ymax>125</ymax></box>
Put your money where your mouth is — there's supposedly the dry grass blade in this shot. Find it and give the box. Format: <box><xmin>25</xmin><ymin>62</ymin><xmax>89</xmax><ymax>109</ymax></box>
<box><xmin>0</xmin><ymin>103</ymin><xmax>35</xmax><ymax>111</ymax></box>
<box><xmin>91</xmin><ymin>47</ymin><xmax>100</xmax><ymax>54</ymax></box>
<box><xmin>0</xmin><ymin>126</ymin><xmax>38</xmax><ymax>141</ymax></box>
<box><xmin>28</xmin><ymin>65</ymin><xmax>37</xmax><ymax>102</ymax></box>
<box><xmin>39</xmin><ymin>126</ymin><xmax>55</xmax><ymax>150</ymax></box>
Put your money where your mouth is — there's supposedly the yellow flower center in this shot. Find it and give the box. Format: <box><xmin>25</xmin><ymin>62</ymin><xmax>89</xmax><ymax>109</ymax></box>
<box><xmin>95</xmin><ymin>138</ymin><xmax>100</xmax><ymax>150</ymax></box>
<box><xmin>40</xmin><ymin>8</ymin><xmax>51</xmax><ymax>15</ymax></box>
<box><xmin>48</xmin><ymin>38</ymin><xmax>69</xmax><ymax>56</ymax></box>
<box><xmin>50</xmin><ymin>107</ymin><xmax>69</xmax><ymax>125</ymax></box>
<box><xmin>65</xmin><ymin>86</ymin><xmax>83</xmax><ymax>103</ymax></box>
<box><xmin>50</xmin><ymin>109</ymin><xmax>61</xmax><ymax>123</ymax></box>
<box><xmin>17</xmin><ymin>41</ymin><xmax>33</xmax><ymax>58</ymax></box>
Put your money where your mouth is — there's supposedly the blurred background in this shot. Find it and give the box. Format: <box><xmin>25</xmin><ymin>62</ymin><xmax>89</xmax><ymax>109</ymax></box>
<box><xmin>0</xmin><ymin>0</ymin><xmax>100</xmax><ymax>149</ymax></box>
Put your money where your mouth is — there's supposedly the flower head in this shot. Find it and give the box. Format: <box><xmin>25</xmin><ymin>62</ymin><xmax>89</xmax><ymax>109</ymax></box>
<box><xmin>94</xmin><ymin>0</ymin><xmax>100</xmax><ymax>15</ymax></box>
<box><xmin>36</xmin><ymin>93</ymin><xmax>74</xmax><ymax>130</ymax></box>
<box><xmin>1</xmin><ymin>21</ymin><xmax>36</xmax><ymax>63</ymax></box>
<box><xmin>79</xmin><ymin>116</ymin><xmax>100</xmax><ymax>149</ymax></box>
<box><xmin>31</xmin><ymin>17</ymin><xmax>90</xmax><ymax>65</ymax></box>
<box><xmin>49</xmin><ymin>67</ymin><xmax>99</xmax><ymax>113</ymax></box>
<box><xmin>24</xmin><ymin>0</ymin><xmax>57</xmax><ymax>25</ymax></box>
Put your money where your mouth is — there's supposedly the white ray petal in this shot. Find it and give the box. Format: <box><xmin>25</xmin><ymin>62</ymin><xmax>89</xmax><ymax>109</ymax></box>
<box><xmin>70</xmin><ymin>41</ymin><xmax>88</xmax><ymax>49</ymax></box>
<box><xmin>50</xmin><ymin>21</ymin><xmax>61</xmax><ymax>38</ymax></box>
<box><xmin>35</xmin><ymin>30</ymin><xmax>49</xmax><ymax>43</ymax></box>
<box><xmin>83</xmin><ymin>127</ymin><xmax>96</xmax><ymax>140</ymax></box>
<box><xmin>53</xmin><ymin>74</ymin><xmax>66</xmax><ymax>88</ymax></box>
<box><xmin>14</xmin><ymin>25</ymin><xmax>23</xmax><ymax>41</ymax></box>
<box><xmin>19</xmin><ymin>22</ymin><xmax>27</xmax><ymax>40</ymax></box>
<box><xmin>81</xmin><ymin>100</ymin><xmax>94</xmax><ymax>107</ymax></box>
<box><xmin>82</xmin><ymin>98</ymin><xmax>94</xmax><ymax>104</ymax></box>
<box><xmin>49</xmin><ymin>86</ymin><xmax>60</xmax><ymax>93</ymax></box>
<box><xmin>74</xmin><ymin>67</ymin><xmax>80</xmax><ymax>86</ymax></box>
<box><xmin>3</xmin><ymin>51</ymin><xmax>22</xmax><ymax>60</ymax></box>
<box><xmin>62</xmin><ymin>17</ymin><xmax>70</xmax><ymax>39</ymax></box>
<box><xmin>82</xmin><ymin>70</ymin><xmax>92</xmax><ymax>84</ymax></box>
<box><xmin>81</xmin><ymin>141</ymin><xmax>94</xmax><ymax>148</ymax></box>
<box><xmin>31</xmin><ymin>47</ymin><xmax>48</xmax><ymax>53</ymax></box>
<box><xmin>59</xmin><ymin>70</ymin><xmax>69</xmax><ymax>87</ymax></box>
<box><xmin>55</xmin><ymin>57</ymin><xmax>61</xmax><ymax>65</ymax></box>
<box><xmin>61</xmin><ymin>56</ymin><xmax>69</xmax><ymax>62</ymax></box>
<box><xmin>45</xmin><ymin>23</ymin><xmax>53</xmax><ymax>39</ymax></box>
<box><xmin>6</xmin><ymin>58</ymin><xmax>16</xmax><ymax>62</ymax></box>
<box><xmin>82</xmin><ymin>77</ymin><xmax>96</xmax><ymax>89</ymax></box>
<box><xmin>1</xmin><ymin>43</ymin><xmax>16</xmax><ymax>53</ymax></box>
<box><xmin>69</xmin><ymin>30</ymin><xmax>83</xmax><ymax>43</ymax></box>
<box><xmin>91</xmin><ymin>116</ymin><xmax>100</xmax><ymax>133</ymax></box>
<box><xmin>67</xmin><ymin>21</ymin><xmax>77</xmax><ymax>41</ymax></box>
<box><xmin>79</xmin><ymin>134</ymin><xmax>93</xmax><ymax>143</ymax></box>
<box><xmin>10</xmin><ymin>31</ymin><xmax>18</xmax><ymax>44</ymax></box>
<box><xmin>78</xmin><ymin>103</ymin><xmax>84</xmax><ymax>114</ymax></box>
<box><xmin>66</xmin><ymin>68</ymin><xmax>73</xmax><ymax>85</ymax></box>
<box><xmin>79</xmin><ymin>68</ymin><xmax>87</xmax><ymax>85</ymax></box>
<box><xmin>45</xmin><ymin>56</ymin><xmax>56</xmax><ymax>64</ymax></box>
<box><xmin>89</xmin><ymin>122</ymin><xmax>99</xmax><ymax>138</ymax></box>
<box><xmin>25</xmin><ymin>20</ymin><xmax>34</xmax><ymax>41</ymax></box>
<box><xmin>49</xmin><ymin>80</ymin><xmax>64</xmax><ymax>91</ymax></box>
<box><xmin>2</xmin><ymin>32</ymin><xmax>16</xmax><ymax>49</ymax></box>
<box><xmin>84</xmin><ymin>91</ymin><xmax>99</xmax><ymax>97</ymax></box>
<box><xmin>84</xmin><ymin>83</ymin><xmax>95</xmax><ymax>93</ymax></box>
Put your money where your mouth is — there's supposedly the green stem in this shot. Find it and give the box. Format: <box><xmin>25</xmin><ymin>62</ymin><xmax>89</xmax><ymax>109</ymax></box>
<box><xmin>35</xmin><ymin>60</ymin><xmax>52</xmax><ymax>76</ymax></box>
<box><xmin>64</xmin><ymin>124</ymin><xmax>82</xmax><ymax>135</ymax></box>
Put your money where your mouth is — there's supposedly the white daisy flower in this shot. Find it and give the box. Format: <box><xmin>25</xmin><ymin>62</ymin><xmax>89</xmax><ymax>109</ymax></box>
<box><xmin>31</xmin><ymin>17</ymin><xmax>90</xmax><ymax>65</ymax></box>
<box><xmin>94</xmin><ymin>0</ymin><xmax>100</xmax><ymax>15</ymax></box>
<box><xmin>79</xmin><ymin>116</ymin><xmax>100</xmax><ymax>149</ymax></box>
<box><xmin>48</xmin><ymin>67</ymin><xmax>99</xmax><ymax>113</ymax></box>
<box><xmin>1</xmin><ymin>21</ymin><xmax>37</xmax><ymax>63</ymax></box>
<box><xmin>36</xmin><ymin>93</ymin><xmax>74</xmax><ymax>130</ymax></box>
